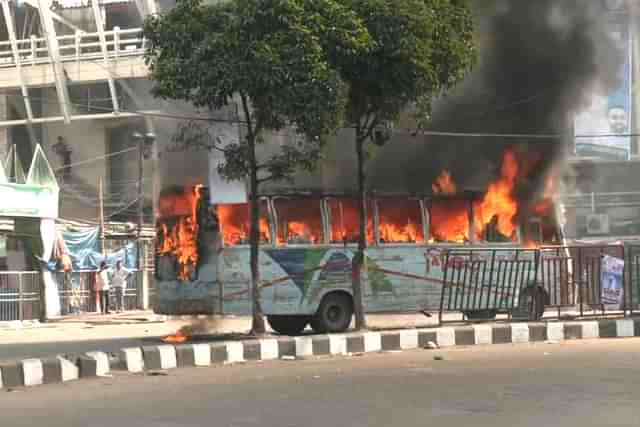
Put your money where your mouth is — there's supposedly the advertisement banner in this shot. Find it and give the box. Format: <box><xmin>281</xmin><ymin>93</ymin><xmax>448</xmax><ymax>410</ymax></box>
<box><xmin>601</xmin><ymin>254</ymin><xmax>624</xmax><ymax>306</ymax></box>
<box><xmin>0</xmin><ymin>183</ymin><xmax>59</xmax><ymax>218</ymax></box>
<box><xmin>575</xmin><ymin>3</ymin><xmax>632</xmax><ymax>160</ymax></box>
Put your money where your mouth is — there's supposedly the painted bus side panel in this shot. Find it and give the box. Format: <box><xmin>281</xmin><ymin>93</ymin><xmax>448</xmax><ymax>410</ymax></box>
<box><xmin>154</xmin><ymin>245</ymin><xmax>537</xmax><ymax>316</ymax></box>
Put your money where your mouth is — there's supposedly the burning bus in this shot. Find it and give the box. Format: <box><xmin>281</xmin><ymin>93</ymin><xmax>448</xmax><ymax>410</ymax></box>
<box><xmin>154</xmin><ymin>127</ymin><xmax>561</xmax><ymax>334</ymax></box>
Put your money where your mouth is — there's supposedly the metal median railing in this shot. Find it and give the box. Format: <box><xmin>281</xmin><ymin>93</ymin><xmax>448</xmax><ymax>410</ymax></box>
<box><xmin>438</xmin><ymin>244</ymin><xmax>640</xmax><ymax>324</ymax></box>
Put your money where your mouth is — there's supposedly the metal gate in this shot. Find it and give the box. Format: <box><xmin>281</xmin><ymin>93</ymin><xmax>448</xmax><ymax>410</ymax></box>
<box><xmin>0</xmin><ymin>272</ymin><xmax>42</xmax><ymax>321</ymax></box>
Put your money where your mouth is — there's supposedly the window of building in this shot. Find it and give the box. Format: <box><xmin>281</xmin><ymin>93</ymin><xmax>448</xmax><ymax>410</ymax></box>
<box><xmin>377</xmin><ymin>199</ymin><xmax>424</xmax><ymax>244</ymax></box>
<box><xmin>274</xmin><ymin>198</ymin><xmax>324</xmax><ymax>245</ymax></box>
<box><xmin>429</xmin><ymin>199</ymin><xmax>470</xmax><ymax>243</ymax></box>
<box><xmin>217</xmin><ymin>201</ymin><xmax>271</xmax><ymax>246</ymax></box>
<box><xmin>327</xmin><ymin>198</ymin><xmax>374</xmax><ymax>244</ymax></box>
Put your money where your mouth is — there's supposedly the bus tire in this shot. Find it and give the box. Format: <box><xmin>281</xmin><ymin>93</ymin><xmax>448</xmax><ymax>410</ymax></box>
<box><xmin>310</xmin><ymin>292</ymin><xmax>353</xmax><ymax>334</ymax></box>
<box><xmin>267</xmin><ymin>315</ymin><xmax>310</xmax><ymax>336</ymax></box>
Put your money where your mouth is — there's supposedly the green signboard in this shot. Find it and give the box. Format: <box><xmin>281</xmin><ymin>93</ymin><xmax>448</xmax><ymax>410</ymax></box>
<box><xmin>0</xmin><ymin>183</ymin><xmax>59</xmax><ymax>218</ymax></box>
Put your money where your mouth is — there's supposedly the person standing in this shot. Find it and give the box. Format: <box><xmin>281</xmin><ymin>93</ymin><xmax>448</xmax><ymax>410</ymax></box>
<box><xmin>112</xmin><ymin>260</ymin><xmax>132</xmax><ymax>313</ymax></box>
<box><xmin>95</xmin><ymin>261</ymin><xmax>111</xmax><ymax>314</ymax></box>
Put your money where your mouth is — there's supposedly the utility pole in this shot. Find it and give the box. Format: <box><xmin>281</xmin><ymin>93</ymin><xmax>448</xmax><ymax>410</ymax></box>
<box><xmin>136</xmin><ymin>132</ymin><xmax>144</xmax><ymax>270</ymax></box>
<box><xmin>99</xmin><ymin>177</ymin><xmax>105</xmax><ymax>255</ymax></box>
<box><xmin>132</xmin><ymin>131</ymin><xmax>155</xmax><ymax>271</ymax></box>
<box><xmin>98</xmin><ymin>176</ymin><xmax>105</xmax><ymax>313</ymax></box>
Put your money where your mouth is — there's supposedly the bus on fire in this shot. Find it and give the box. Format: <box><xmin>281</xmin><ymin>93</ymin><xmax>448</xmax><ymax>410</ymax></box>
<box><xmin>154</xmin><ymin>175</ymin><xmax>560</xmax><ymax>335</ymax></box>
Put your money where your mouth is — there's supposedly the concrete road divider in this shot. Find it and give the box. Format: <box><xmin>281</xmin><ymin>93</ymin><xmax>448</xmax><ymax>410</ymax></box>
<box><xmin>1</xmin><ymin>318</ymin><xmax>639</xmax><ymax>391</ymax></box>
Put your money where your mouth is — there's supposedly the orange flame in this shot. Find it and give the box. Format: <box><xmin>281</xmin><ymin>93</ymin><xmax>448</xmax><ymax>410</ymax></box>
<box><xmin>432</xmin><ymin>170</ymin><xmax>457</xmax><ymax>195</ymax></box>
<box><xmin>218</xmin><ymin>204</ymin><xmax>270</xmax><ymax>245</ymax></box>
<box><xmin>161</xmin><ymin>328</ymin><xmax>191</xmax><ymax>344</ymax></box>
<box><xmin>428</xmin><ymin>150</ymin><xmax>520</xmax><ymax>243</ymax></box>
<box><xmin>474</xmin><ymin>150</ymin><xmax>519</xmax><ymax>240</ymax></box>
<box><xmin>430</xmin><ymin>200</ymin><xmax>470</xmax><ymax>243</ymax></box>
<box><xmin>377</xmin><ymin>199</ymin><xmax>425</xmax><ymax>243</ymax></box>
<box><xmin>156</xmin><ymin>185</ymin><xmax>202</xmax><ymax>281</ymax></box>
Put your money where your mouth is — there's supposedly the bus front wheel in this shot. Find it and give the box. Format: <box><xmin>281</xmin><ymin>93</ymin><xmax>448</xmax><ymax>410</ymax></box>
<box><xmin>267</xmin><ymin>315</ymin><xmax>310</xmax><ymax>336</ymax></box>
<box><xmin>310</xmin><ymin>292</ymin><xmax>353</xmax><ymax>334</ymax></box>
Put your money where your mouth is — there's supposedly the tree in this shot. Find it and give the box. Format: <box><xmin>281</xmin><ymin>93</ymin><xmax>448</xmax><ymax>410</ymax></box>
<box><xmin>337</xmin><ymin>0</ymin><xmax>476</xmax><ymax>329</ymax></box>
<box><xmin>144</xmin><ymin>0</ymin><xmax>369</xmax><ymax>334</ymax></box>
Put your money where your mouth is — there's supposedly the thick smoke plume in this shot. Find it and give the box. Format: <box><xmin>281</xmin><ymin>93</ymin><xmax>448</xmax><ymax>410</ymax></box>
<box><xmin>266</xmin><ymin>1</ymin><xmax>623</xmax><ymax>205</ymax></box>
<box><xmin>368</xmin><ymin>0</ymin><xmax>621</xmax><ymax>206</ymax></box>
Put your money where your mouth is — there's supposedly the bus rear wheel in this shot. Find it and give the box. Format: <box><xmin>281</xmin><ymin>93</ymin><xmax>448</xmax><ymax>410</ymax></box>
<box><xmin>267</xmin><ymin>315</ymin><xmax>310</xmax><ymax>336</ymax></box>
<box><xmin>310</xmin><ymin>293</ymin><xmax>353</xmax><ymax>334</ymax></box>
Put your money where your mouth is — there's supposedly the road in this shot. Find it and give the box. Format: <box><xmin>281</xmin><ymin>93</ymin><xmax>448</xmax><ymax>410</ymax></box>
<box><xmin>0</xmin><ymin>313</ymin><xmax>443</xmax><ymax>360</ymax></box>
<box><xmin>2</xmin><ymin>339</ymin><xmax>640</xmax><ymax>426</ymax></box>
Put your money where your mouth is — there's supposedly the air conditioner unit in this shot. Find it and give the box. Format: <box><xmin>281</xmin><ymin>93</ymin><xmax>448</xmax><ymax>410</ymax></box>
<box><xmin>586</xmin><ymin>214</ymin><xmax>610</xmax><ymax>235</ymax></box>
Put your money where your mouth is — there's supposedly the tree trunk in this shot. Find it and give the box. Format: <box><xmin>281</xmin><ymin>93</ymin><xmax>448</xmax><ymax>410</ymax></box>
<box><xmin>352</xmin><ymin>128</ymin><xmax>368</xmax><ymax>330</ymax></box>
<box><xmin>248</xmin><ymin>134</ymin><xmax>266</xmax><ymax>335</ymax></box>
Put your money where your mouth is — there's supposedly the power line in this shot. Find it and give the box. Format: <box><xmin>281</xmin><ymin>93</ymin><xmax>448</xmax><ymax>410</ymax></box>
<box><xmin>53</xmin><ymin>146</ymin><xmax>137</xmax><ymax>171</ymax></box>
<box><xmin>4</xmin><ymin>90</ymin><xmax>640</xmax><ymax>140</ymax></box>
<box><xmin>105</xmin><ymin>197</ymin><xmax>140</xmax><ymax>219</ymax></box>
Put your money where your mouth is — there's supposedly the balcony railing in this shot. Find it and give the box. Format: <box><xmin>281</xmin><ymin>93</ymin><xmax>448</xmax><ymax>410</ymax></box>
<box><xmin>0</xmin><ymin>27</ymin><xmax>145</xmax><ymax>68</ymax></box>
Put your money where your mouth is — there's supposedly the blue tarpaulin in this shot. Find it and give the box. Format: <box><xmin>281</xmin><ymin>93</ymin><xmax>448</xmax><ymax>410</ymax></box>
<box><xmin>49</xmin><ymin>227</ymin><xmax>138</xmax><ymax>271</ymax></box>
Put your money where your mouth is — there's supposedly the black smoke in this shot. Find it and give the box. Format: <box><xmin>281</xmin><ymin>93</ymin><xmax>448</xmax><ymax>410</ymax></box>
<box><xmin>368</xmin><ymin>0</ymin><xmax>621</xmax><ymax>208</ymax></box>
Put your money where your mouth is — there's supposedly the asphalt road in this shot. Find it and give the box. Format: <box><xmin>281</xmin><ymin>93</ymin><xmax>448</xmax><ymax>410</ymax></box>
<box><xmin>0</xmin><ymin>336</ymin><xmax>164</xmax><ymax>361</ymax></box>
<box><xmin>2</xmin><ymin>339</ymin><xmax>640</xmax><ymax>426</ymax></box>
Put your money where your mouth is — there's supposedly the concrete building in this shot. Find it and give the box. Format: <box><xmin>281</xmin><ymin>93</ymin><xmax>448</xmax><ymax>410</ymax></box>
<box><xmin>562</xmin><ymin>0</ymin><xmax>640</xmax><ymax>241</ymax></box>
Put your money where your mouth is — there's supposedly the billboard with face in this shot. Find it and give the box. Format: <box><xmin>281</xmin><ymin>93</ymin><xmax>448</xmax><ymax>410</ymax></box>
<box><xmin>574</xmin><ymin>1</ymin><xmax>632</xmax><ymax>160</ymax></box>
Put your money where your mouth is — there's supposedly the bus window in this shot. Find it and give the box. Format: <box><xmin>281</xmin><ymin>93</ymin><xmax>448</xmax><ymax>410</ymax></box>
<box><xmin>218</xmin><ymin>202</ymin><xmax>271</xmax><ymax>245</ymax></box>
<box><xmin>429</xmin><ymin>199</ymin><xmax>470</xmax><ymax>243</ymax></box>
<box><xmin>327</xmin><ymin>198</ymin><xmax>374</xmax><ymax>244</ymax></box>
<box><xmin>274</xmin><ymin>198</ymin><xmax>324</xmax><ymax>245</ymax></box>
<box><xmin>377</xmin><ymin>199</ymin><xmax>424</xmax><ymax>244</ymax></box>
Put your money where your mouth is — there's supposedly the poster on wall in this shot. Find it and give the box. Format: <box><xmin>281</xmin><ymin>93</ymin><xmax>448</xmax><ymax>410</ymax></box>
<box><xmin>574</xmin><ymin>2</ymin><xmax>632</xmax><ymax>161</ymax></box>
<box><xmin>601</xmin><ymin>254</ymin><xmax>625</xmax><ymax>307</ymax></box>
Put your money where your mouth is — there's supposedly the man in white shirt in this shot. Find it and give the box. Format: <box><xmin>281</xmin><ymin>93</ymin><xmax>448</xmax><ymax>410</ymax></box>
<box><xmin>112</xmin><ymin>260</ymin><xmax>132</xmax><ymax>313</ymax></box>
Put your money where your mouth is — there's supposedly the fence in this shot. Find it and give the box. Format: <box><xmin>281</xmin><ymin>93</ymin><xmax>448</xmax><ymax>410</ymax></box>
<box><xmin>57</xmin><ymin>271</ymin><xmax>146</xmax><ymax>315</ymax></box>
<box><xmin>0</xmin><ymin>270</ymin><xmax>151</xmax><ymax>321</ymax></box>
<box><xmin>439</xmin><ymin>244</ymin><xmax>638</xmax><ymax>324</ymax></box>
<box><xmin>0</xmin><ymin>272</ymin><xmax>42</xmax><ymax>321</ymax></box>
<box><xmin>439</xmin><ymin>249</ymin><xmax>538</xmax><ymax>323</ymax></box>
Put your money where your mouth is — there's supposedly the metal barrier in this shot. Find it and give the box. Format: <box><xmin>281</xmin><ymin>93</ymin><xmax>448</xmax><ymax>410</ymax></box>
<box><xmin>439</xmin><ymin>249</ymin><xmax>538</xmax><ymax>323</ymax></box>
<box><xmin>539</xmin><ymin>245</ymin><xmax>629</xmax><ymax>317</ymax></box>
<box><xmin>439</xmin><ymin>245</ymin><xmax>636</xmax><ymax>324</ymax></box>
<box><xmin>0</xmin><ymin>272</ymin><xmax>42</xmax><ymax>321</ymax></box>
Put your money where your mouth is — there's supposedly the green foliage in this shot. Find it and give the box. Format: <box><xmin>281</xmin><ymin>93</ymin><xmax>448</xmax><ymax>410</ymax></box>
<box><xmin>337</xmin><ymin>0</ymin><xmax>477</xmax><ymax>136</ymax></box>
<box><xmin>144</xmin><ymin>0</ymin><xmax>370</xmax><ymax>182</ymax></box>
